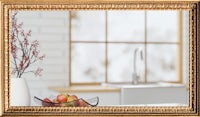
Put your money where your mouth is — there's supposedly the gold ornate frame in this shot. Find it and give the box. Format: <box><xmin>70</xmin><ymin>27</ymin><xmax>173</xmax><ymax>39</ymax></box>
<box><xmin>0</xmin><ymin>0</ymin><xmax>200</xmax><ymax>116</ymax></box>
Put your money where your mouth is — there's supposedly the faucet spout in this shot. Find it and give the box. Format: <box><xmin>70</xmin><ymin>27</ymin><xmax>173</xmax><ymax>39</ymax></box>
<box><xmin>132</xmin><ymin>48</ymin><xmax>143</xmax><ymax>84</ymax></box>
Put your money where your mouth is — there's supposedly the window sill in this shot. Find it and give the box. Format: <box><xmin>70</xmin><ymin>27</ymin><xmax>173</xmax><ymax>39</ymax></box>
<box><xmin>48</xmin><ymin>85</ymin><xmax>120</xmax><ymax>93</ymax></box>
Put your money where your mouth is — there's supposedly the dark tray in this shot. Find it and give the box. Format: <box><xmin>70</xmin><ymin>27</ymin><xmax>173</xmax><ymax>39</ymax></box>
<box><xmin>34</xmin><ymin>96</ymin><xmax>99</xmax><ymax>107</ymax></box>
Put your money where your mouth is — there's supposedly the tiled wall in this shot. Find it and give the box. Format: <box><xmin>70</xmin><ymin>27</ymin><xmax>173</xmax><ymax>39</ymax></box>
<box><xmin>14</xmin><ymin>11</ymin><xmax>70</xmax><ymax>105</ymax></box>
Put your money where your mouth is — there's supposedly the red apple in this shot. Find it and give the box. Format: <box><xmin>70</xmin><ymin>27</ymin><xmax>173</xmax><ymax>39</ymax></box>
<box><xmin>71</xmin><ymin>95</ymin><xmax>78</xmax><ymax>100</ymax></box>
<box><xmin>53</xmin><ymin>99</ymin><xmax>59</xmax><ymax>103</ymax></box>
<box><xmin>70</xmin><ymin>95</ymin><xmax>79</xmax><ymax>107</ymax></box>
<box><xmin>79</xmin><ymin>100</ymin><xmax>88</xmax><ymax>107</ymax></box>
<box><xmin>42</xmin><ymin>98</ymin><xmax>53</xmax><ymax>107</ymax></box>
<box><xmin>74</xmin><ymin>99</ymin><xmax>80</xmax><ymax>107</ymax></box>
<box><xmin>52</xmin><ymin>99</ymin><xmax>60</xmax><ymax>107</ymax></box>
<box><xmin>57</xmin><ymin>94</ymin><xmax>68</xmax><ymax>103</ymax></box>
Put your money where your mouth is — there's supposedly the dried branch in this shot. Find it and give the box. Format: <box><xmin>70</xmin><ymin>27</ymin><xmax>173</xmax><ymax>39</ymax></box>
<box><xmin>10</xmin><ymin>12</ymin><xmax>45</xmax><ymax>78</ymax></box>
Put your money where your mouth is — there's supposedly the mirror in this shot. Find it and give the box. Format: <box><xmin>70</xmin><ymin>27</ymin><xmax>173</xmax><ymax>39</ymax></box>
<box><xmin>9</xmin><ymin>10</ymin><xmax>190</xmax><ymax>107</ymax></box>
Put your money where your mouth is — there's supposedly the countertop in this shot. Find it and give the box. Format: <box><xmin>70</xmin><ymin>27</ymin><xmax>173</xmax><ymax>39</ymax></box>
<box><xmin>49</xmin><ymin>85</ymin><xmax>120</xmax><ymax>93</ymax></box>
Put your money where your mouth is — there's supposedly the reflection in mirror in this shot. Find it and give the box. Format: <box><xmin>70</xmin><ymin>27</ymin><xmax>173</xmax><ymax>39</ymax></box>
<box><xmin>108</xmin><ymin>44</ymin><xmax>145</xmax><ymax>83</ymax></box>
<box><xmin>147</xmin><ymin>45</ymin><xmax>178</xmax><ymax>82</ymax></box>
<box><xmin>108</xmin><ymin>11</ymin><xmax>145</xmax><ymax>42</ymax></box>
<box><xmin>72</xmin><ymin>44</ymin><xmax>105</xmax><ymax>82</ymax></box>
<box><xmin>71</xmin><ymin>11</ymin><xmax>105</xmax><ymax>41</ymax></box>
<box><xmin>10</xmin><ymin>10</ymin><xmax>189</xmax><ymax>107</ymax></box>
<box><xmin>147</xmin><ymin>11</ymin><xmax>178</xmax><ymax>42</ymax></box>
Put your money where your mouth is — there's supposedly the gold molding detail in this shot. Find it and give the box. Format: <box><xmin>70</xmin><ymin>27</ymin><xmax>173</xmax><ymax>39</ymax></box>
<box><xmin>4</xmin><ymin>3</ymin><xmax>197</xmax><ymax>10</ymax></box>
<box><xmin>0</xmin><ymin>0</ymin><xmax>199</xmax><ymax>116</ymax></box>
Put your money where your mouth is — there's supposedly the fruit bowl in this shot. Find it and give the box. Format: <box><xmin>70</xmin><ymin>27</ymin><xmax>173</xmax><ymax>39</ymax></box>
<box><xmin>34</xmin><ymin>96</ymin><xmax>99</xmax><ymax>107</ymax></box>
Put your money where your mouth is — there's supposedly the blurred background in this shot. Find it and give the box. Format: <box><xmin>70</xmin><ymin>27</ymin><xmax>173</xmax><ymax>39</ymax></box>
<box><xmin>11</xmin><ymin>10</ymin><xmax>189</xmax><ymax>106</ymax></box>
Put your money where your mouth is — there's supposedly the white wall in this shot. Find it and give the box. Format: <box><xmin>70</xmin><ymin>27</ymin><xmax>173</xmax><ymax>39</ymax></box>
<box><xmin>12</xmin><ymin>11</ymin><xmax>70</xmax><ymax>105</ymax></box>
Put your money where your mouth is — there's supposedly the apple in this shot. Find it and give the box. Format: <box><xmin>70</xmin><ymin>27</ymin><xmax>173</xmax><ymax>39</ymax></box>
<box><xmin>74</xmin><ymin>100</ymin><xmax>80</xmax><ymax>107</ymax></box>
<box><xmin>42</xmin><ymin>98</ymin><xmax>53</xmax><ymax>107</ymax></box>
<box><xmin>67</xmin><ymin>96</ymin><xmax>75</xmax><ymax>106</ymax></box>
<box><xmin>71</xmin><ymin>95</ymin><xmax>78</xmax><ymax>100</ymax></box>
<box><xmin>79</xmin><ymin>100</ymin><xmax>88</xmax><ymax>107</ymax></box>
<box><xmin>57</xmin><ymin>94</ymin><xmax>68</xmax><ymax>103</ymax></box>
<box><xmin>70</xmin><ymin>95</ymin><xmax>79</xmax><ymax>107</ymax></box>
<box><xmin>67</xmin><ymin>96</ymin><xmax>74</xmax><ymax>102</ymax></box>
<box><xmin>49</xmin><ymin>93</ymin><xmax>91</xmax><ymax>107</ymax></box>
<box><xmin>53</xmin><ymin>99</ymin><xmax>59</xmax><ymax>103</ymax></box>
<box><xmin>65</xmin><ymin>96</ymin><xmax>75</xmax><ymax>107</ymax></box>
<box><xmin>52</xmin><ymin>99</ymin><xmax>60</xmax><ymax>107</ymax></box>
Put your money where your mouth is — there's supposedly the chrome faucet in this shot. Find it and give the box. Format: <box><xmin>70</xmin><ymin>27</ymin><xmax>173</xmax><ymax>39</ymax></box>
<box><xmin>132</xmin><ymin>48</ymin><xmax>143</xmax><ymax>84</ymax></box>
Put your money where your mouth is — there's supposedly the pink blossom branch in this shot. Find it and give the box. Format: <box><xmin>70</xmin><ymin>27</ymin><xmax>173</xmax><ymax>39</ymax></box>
<box><xmin>11</xmin><ymin>55</ymin><xmax>19</xmax><ymax>77</ymax></box>
<box><xmin>23</xmin><ymin>71</ymin><xmax>35</xmax><ymax>75</ymax></box>
<box><xmin>10</xmin><ymin>12</ymin><xmax>45</xmax><ymax>78</ymax></box>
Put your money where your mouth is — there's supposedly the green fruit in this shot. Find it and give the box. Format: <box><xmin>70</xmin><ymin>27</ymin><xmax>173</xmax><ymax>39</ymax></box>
<box><xmin>66</xmin><ymin>101</ymin><xmax>74</xmax><ymax>107</ymax></box>
<box><xmin>60</xmin><ymin>103</ymin><xmax>68</xmax><ymax>107</ymax></box>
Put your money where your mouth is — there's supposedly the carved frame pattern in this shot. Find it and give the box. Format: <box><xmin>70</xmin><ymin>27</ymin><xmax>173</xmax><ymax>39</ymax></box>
<box><xmin>0</xmin><ymin>0</ymin><xmax>199</xmax><ymax>116</ymax></box>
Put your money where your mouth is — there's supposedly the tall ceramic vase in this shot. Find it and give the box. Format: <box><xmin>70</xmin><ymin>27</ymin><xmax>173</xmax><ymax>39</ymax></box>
<box><xmin>11</xmin><ymin>78</ymin><xmax>30</xmax><ymax>106</ymax></box>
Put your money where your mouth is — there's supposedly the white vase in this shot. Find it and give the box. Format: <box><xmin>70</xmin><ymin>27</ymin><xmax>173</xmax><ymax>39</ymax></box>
<box><xmin>11</xmin><ymin>78</ymin><xmax>30</xmax><ymax>106</ymax></box>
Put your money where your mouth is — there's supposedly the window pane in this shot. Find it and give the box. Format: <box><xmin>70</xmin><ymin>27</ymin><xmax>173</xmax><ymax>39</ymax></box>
<box><xmin>71</xmin><ymin>11</ymin><xmax>105</xmax><ymax>41</ymax></box>
<box><xmin>108</xmin><ymin>11</ymin><xmax>145</xmax><ymax>42</ymax></box>
<box><xmin>71</xmin><ymin>44</ymin><xmax>105</xmax><ymax>83</ymax></box>
<box><xmin>147</xmin><ymin>11</ymin><xmax>178</xmax><ymax>42</ymax></box>
<box><xmin>108</xmin><ymin>44</ymin><xmax>145</xmax><ymax>82</ymax></box>
<box><xmin>147</xmin><ymin>45</ymin><xmax>178</xmax><ymax>82</ymax></box>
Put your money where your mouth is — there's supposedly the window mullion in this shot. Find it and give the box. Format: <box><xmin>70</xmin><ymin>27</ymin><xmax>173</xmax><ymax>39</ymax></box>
<box><xmin>144</xmin><ymin>11</ymin><xmax>147</xmax><ymax>83</ymax></box>
<box><xmin>69</xmin><ymin>11</ymin><xmax>72</xmax><ymax>86</ymax></box>
<box><xmin>105</xmin><ymin>11</ymin><xmax>108</xmax><ymax>83</ymax></box>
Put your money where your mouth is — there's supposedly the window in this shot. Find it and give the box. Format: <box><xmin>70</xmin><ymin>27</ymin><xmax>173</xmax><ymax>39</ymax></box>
<box><xmin>69</xmin><ymin>10</ymin><xmax>186</xmax><ymax>84</ymax></box>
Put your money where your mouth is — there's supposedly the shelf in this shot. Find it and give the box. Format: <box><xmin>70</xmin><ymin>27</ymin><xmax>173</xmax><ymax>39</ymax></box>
<box><xmin>48</xmin><ymin>85</ymin><xmax>120</xmax><ymax>93</ymax></box>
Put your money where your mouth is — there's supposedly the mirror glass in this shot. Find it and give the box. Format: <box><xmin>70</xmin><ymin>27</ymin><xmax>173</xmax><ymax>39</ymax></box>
<box><xmin>10</xmin><ymin>10</ymin><xmax>189</xmax><ymax>107</ymax></box>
